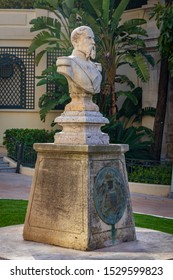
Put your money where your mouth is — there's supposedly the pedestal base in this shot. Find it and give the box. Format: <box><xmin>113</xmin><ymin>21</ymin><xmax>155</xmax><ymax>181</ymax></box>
<box><xmin>54</xmin><ymin>111</ymin><xmax>109</xmax><ymax>145</ymax></box>
<box><xmin>23</xmin><ymin>144</ymin><xmax>136</xmax><ymax>251</ymax></box>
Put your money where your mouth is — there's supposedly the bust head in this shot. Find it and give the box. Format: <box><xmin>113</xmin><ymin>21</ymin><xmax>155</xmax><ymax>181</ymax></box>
<box><xmin>71</xmin><ymin>26</ymin><xmax>96</xmax><ymax>60</ymax></box>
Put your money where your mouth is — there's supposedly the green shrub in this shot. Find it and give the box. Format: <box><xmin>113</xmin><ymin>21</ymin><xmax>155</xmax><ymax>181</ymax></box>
<box><xmin>3</xmin><ymin>128</ymin><xmax>54</xmax><ymax>145</ymax></box>
<box><xmin>3</xmin><ymin>129</ymin><xmax>55</xmax><ymax>165</ymax></box>
<box><xmin>127</xmin><ymin>164</ymin><xmax>172</xmax><ymax>185</ymax></box>
<box><xmin>0</xmin><ymin>0</ymin><xmax>34</xmax><ymax>9</ymax></box>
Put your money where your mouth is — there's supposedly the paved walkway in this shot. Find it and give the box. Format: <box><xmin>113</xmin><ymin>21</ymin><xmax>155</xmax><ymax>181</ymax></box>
<box><xmin>0</xmin><ymin>172</ymin><xmax>173</xmax><ymax>218</ymax></box>
<box><xmin>1</xmin><ymin>224</ymin><xmax>173</xmax><ymax>260</ymax></box>
<box><xmin>132</xmin><ymin>193</ymin><xmax>173</xmax><ymax>219</ymax></box>
<box><xmin>0</xmin><ymin>173</ymin><xmax>31</xmax><ymax>200</ymax></box>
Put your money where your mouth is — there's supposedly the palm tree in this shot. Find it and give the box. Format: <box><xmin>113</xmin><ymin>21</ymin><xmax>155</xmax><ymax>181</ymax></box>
<box><xmin>28</xmin><ymin>0</ymin><xmax>76</xmax><ymax>65</ymax></box>
<box><xmin>28</xmin><ymin>0</ymin><xmax>77</xmax><ymax>122</ymax></box>
<box><xmin>102</xmin><ymin>87</ymin><xmax>155</xmax><ymax>159</ymax></box>
<box><xmin>27</xmin><ymin>0</ymin><xmax>156</xmax><ymax>157</ymax></box>
<box><xmin>29</xmin><ymin>0</ymin><xmax>154</xmax><ymax>120</ymax></box>
<box><xmin>78</xmin><ymin>0</ymin><xmax>154</xmax><ymax>115</ymax></box>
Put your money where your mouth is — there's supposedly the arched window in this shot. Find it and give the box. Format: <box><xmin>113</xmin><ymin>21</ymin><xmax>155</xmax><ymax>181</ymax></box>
<box><xmin>0</xmin><ymin>54</ymin><xmax>26</xmax><ymax>109</ymax></box>
<box><xmin>0</xmin><ymin>47</ymin><xmax>35</xmax><ymax>109</ymax></box>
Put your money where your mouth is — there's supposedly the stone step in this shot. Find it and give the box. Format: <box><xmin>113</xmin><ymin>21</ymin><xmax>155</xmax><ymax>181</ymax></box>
<box><xmin>0</xmin><ymin>163</ymin><xmax>9</xmax><ymax>167</ymax></box>
<box><xmin>0</xmin><ymin>166</ymin><xmax>16</xmax><ymax>173</ymax></box>
<box><xmin>0</xmin><ymin>158</ymin><xmax>10</xmax><ymax>166</ymax></box>
<box><xmin>0</xmin><ymin>157</ymin><xmax>16</xmax><ymax>173</ymax></box>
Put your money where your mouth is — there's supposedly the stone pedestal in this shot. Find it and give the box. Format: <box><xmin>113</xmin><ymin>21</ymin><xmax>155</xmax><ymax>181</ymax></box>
<box><xmin>23</xmin><ymin>144</ymin><xmax>136</xmax><ymax>251</ymax></box>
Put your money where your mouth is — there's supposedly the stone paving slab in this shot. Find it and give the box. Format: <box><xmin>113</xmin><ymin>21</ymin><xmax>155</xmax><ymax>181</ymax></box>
<box><xmin>0</xmin><ymin>173</ymin><xmax>32</xmax><ymax>200</ymax></box>
<box><xmin>132</xmin><ymin>193</ymin><xmax>173</xmax><ymax>219</ymax></box>
<box><xmin>0</xmin><ymin>225</ymin><xmax>173</xmax><ymax>260</ymax></box>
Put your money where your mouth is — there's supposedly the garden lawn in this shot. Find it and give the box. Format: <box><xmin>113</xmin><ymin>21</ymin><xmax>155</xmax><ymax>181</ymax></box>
<box><xmin>0</xmin><ymin>199</ymin><xmax>173</xmax><ymax>235</ymax></box>
<box><xmin>134</xmin><ymin>213</ymin><xmax>173</xmax><ymax>235</ymax></box>
<box><xmin>0</xmin><ymin>199</ymin><xmax>28</xmax><ymax>227</ymax></box>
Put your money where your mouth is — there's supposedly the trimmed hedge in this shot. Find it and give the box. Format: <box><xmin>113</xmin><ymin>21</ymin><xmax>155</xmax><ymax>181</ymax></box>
<box><xmin>0</xmin><ymin>0</ymin><xmax>35</xmax><ymax>9</ymax></box>
<box><xmin>3</xmin><ymin>129</ymin><xmax>55</xmax><ymax>165</ymax></box>
<box><xmin>3</xmin><ymin>128</ymin><xmax>54</xmax><ymax>145</ymax></box>
<box><xmin>127</xmin><ymin>162</ymin><xmax>172</xmax><ymax>185</ymax></box>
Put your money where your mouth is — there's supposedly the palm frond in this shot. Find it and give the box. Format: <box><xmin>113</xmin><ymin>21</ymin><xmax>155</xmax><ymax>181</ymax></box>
<box><xmin>117</xmin><ymin>87</ymin><xmax>142</xmax><ymax>119</ymax></box>
<box><xmin>35</xmin><ymin>50</ymin><xmax>47</xmax><ymax>66</ymax></box>
<box><xmin>141</xmin><ymin>107</ymin><xmax>156</xmax><ymax>117</ymax></box>
<box><xmin>102</xmin><ymin>0</ymin><xmax>110</xmax><ymax>25</ymax></box>
<box><xmin>116</xmin><ymin>91</ymin><xmax>138</xmax><ymax>105</ymax></box>
<box><xmin>124</xmin><ymin>53</ymin><xmax>150</xmax><ymax>82</ymax></box>
<box><xmin>123</xmin><ymin>127</ymin><xmax>139</xmax><ymax>143</ymax></box>
<box><xmin>123</xmin><ymin>18</ymin><xmax>147</xmax><ymax>29</ymax></box>
<box><xmin>140</xmin><ymin>50</ymin><xmax>155</xmax><ymax>67</ymax></box>
<box><xmin>126</xmin><ymin>38</ymin><xmax>146</xmax><ymax>48</ymax></box>
<box><xmin>39</xmin><ymin>94</ymin><xmax>60</xmax><ymax>122</ymax></box>
<box><xmin>120</xmin><ymin>25</ymin><xmax>147</xmax><ymax>37</ymax></box>
<box><xmin>34</xmin><ymin>0</ymin><xmax>59</xmax><ymax>10</ymax></box>
<box><xmin>85</xmin><ymin>0</ymin><xmax>102</xmax><ymax>18</ymax></box>
<box><xmin>115</xmin><ymin>74</ymin><xmax>135</xmax><ymax>89</ymax></box>
<box><xmin>30</xmin><ymin>17</ymin><xmax>61</xmax><ymax>35</ymax></box>
<box><xmin>62</xmin><ymin>0</ymin><xmax>75</xmax><ymax>14</ymax></box>
<box><xmin>79</xmin><ymin>12</ymin><xmax>101</xmax><ymax>34</ymax></box>
<box><xmin>111</xmin><ymin>0</ymin><xmax>130</xmax><ymax>30</ymax></box>
<box><xmin>28</xmin><ymin>31</ymin><xmax>55</xmax><ymax>54</ymax></box>
<box><xmin>136</xmin><ymin>126</ymin><xmax>154</xmax><ymax>141</ymax></box>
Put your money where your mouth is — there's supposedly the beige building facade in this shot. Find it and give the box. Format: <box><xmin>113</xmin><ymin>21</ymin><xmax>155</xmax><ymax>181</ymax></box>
<box><xmin>0</xmin><ymin>2</ymin><xmax>172</xmax><ymax>160</ymax></box>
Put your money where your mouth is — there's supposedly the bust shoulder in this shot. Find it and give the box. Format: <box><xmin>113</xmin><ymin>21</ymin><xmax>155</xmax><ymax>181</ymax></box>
<box><xmin>56</xmin><ymin>56</ymin><xmax>73</xmax><ymax>67</ymax></box>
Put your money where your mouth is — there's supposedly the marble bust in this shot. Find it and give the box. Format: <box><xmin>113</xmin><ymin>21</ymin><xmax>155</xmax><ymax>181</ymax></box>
<box><xmin>54</xmin><ymin>26</ymin><xmax>109</xmax><ymax>145</ymax></box>
<box><xmin>56</xmin><ymin>26</ymin><xmax>102</xmax><ymax>95</ymax></box>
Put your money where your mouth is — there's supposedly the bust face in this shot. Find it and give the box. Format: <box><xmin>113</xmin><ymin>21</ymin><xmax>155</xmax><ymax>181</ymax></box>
<box><xmin>72</xmin><ymin>27</ymin><xmax>96</xmax><ymax>60</ymax></box>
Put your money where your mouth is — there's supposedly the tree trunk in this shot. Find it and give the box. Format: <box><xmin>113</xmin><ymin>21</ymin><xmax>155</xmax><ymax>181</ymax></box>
<box><xmin>151</xmin><ymin>58</ymin><xmax>169</xmax><ymax>160</ymax></box>
<box><xmin>110</xmin><ymin>84</ymin><xmax>117</xmax><ymax>115</ymax></box>
<box><xmin>151</xmin><ymin>0</ymin><xmax>172</xmax><ymax>161</ymax></box>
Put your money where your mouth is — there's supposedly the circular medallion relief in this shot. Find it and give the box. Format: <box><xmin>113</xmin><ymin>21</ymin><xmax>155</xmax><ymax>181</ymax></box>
<box><xmin>94</xmin><ymin>167</ymin><xmax>127</xmax><ymax>225</ymax></box>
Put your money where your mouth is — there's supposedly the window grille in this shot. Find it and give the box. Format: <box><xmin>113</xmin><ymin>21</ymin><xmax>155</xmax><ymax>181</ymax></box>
<box><xmin>47</xmin><ymin>48</ymin><xmax>67</xmax><ymax>95</ymax></box>
<box><xmin>47</xmin><ymin>49</ymin><xmax>68</xmax><ymax>110</ymax></box>
<box><xmin>0</xmin><ymin>47</ymin><xmax>35</xmax><ymax>109</ymax></box>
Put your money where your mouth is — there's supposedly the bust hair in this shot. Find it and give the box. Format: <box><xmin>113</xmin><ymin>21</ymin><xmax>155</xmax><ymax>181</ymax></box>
<box><xmin>71</xmin><ymin>26</ymin><xmax>91</xmax><ymax>47</ymax></box>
